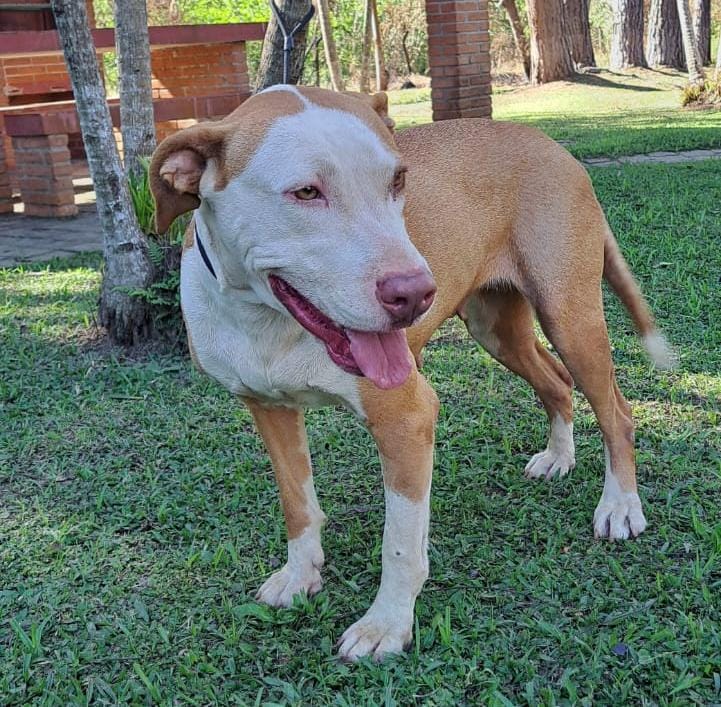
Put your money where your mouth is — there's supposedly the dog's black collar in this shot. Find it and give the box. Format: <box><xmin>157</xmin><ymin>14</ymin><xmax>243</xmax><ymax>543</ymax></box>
<box><xmin>194</xmin><ymin>222</ymin><xmax>217</xmax><ymax>280</ymax></box>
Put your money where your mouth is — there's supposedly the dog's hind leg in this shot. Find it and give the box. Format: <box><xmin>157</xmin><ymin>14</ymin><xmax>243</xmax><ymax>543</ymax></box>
<box><xmin>536</xmin><ymin>293</ymin><xmax>647</xmax><ymax>540</ymax></box>
<box><xmin>460</xmin><ymin>287</ymin><xmax>576</xmax><ymax>480</ymax></box>
<box><xmin>337</xmin><ymin>370</ymin><xmax>438</xmax><ymax>661</ymax></box>
<box><xmin>245</xmin><ymin>400</ymin><xmax>326</xmax><ymax>607</ymax></box>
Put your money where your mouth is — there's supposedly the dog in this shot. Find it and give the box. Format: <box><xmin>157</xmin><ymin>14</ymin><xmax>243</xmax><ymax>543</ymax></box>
<box><xmin>149</xmin><ymin>86</ymin><xmax>674</xmax><ymax>661</ymax></box>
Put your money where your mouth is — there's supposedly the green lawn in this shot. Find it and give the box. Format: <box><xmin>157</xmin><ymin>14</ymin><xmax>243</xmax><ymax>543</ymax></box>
<box><xmin>389</xmin><ymin>69</ymin><xmax>721</xmax><ymax>159</ymax></box>
<box><xmin>1</xmin><ymin>161</ymin><xmax>720</xmax><ymax>704</ymax></box>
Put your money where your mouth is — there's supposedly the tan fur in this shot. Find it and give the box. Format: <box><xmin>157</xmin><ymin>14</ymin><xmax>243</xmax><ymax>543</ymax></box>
<box><xmin>244</xmin><ymin>400</ymin><xmax>315</xmax><ymax>540</ymax></box>
<box><xmin>359</xmin><ymin>370</ymin><xmax>439</xmax><ymax>502</ymax></box>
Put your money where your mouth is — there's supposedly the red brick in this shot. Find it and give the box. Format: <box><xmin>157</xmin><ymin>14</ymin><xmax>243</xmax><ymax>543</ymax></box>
<box><xmin>24</xmin><ymin>203</ymin><xmax>78</xmax><ymax>218</ymax></box>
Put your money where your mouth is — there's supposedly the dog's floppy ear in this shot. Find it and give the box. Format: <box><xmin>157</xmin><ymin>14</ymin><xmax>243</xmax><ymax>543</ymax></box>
<box><xmin>149</xmin><ymin>123</ymin><xmax>230</xmax><ymax>234</ymax></box>
<box><xmin>342</xmin><ymin>91</ymin><xmax>395</xmax><ymax>132</ymax></box>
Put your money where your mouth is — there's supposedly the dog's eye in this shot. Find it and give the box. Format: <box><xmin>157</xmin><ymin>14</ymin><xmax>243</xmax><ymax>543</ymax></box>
<box><xmin>294</xmin><ymin>186</ymin><xmax>321</xmax><ymax>201</ymax></box>
<box><xmin>391</xmin><ymin>169</ymin><xmax>406</xmax><ymax>195</ymax></box>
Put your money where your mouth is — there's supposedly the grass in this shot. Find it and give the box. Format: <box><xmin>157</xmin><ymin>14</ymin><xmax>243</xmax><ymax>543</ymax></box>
<box><xmin>1</xmin><ymin>160</ymin><xmax>721</xmax><ymax>704</ymax></box>
<box><xmin>389</xmin><ymin>69</ymin><xmax>721</xmax><ymax>159</ymax></box>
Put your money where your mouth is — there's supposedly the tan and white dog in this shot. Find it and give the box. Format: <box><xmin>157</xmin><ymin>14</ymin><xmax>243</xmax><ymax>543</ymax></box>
<box><xmin>149</xmin><ymin>86</ymin><xmax>674</xmax><ymax>661</ymax></box>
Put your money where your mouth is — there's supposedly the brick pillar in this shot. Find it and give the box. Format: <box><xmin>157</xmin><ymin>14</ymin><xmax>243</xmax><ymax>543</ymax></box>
<box><xmin>12</xmin><ymin>134</ymin><xmax>77</xmax><ymax>217</ymax></box>
<box><xmin>425</xmin><ymin>0</ymin><xmax>492</xmax><ymax>120</ymax></box>
<box><xmin>0</xmin><ymin>139</ymin><xmax>12</xmax><ymax>214</ymax></box>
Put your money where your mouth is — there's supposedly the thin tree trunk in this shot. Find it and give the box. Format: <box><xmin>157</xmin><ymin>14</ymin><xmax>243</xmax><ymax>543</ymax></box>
<box><xmin>114</xmin><ymin>0</ymin><xmax>155</xmax><ymax>179</ymax></box>
<box><xmin>676</xmin><ymin>0</ymin><xmax>704</xmax><ymax>82</ymax></box>
<box><xmin>359</xmin><ymin>0</ymin><xmax>372</xmax><ymax>91</ymax></box>
<box><xmin>692</xmin><ymin>0</ymin><xmax>710</xmax><ymax>65</ymax></box>
<box><xmin>563</xmin><ymin>0</ymin><xmax>595</xmax><ymax>67</ymax></box>
<box><xmin>647</xmin><ymin>0</ymin><xmax>685</xmax><ymax>69</ymax></box>
<box><xmin>316</xmin><ymin>0</ymin><xmax>344</xmax><ymax>90</ymax></box>
<box><xmin>610</xmin><ymin>0</ymin><xmax>647</xmax><ymax>69</ymax></box>
<box><xmin>715</xmin><ymin>32</ymin><xmax>721</xmax><ymax>80</ymax></box>
<box><xmin>527</xmin><ymin>0</ymin><xmax>575</xmax><ymax>84</ymax></box>
<box><xmin>51</xmin><ymin>0</ymin><xmax>154</xmax><ymax>345</ymax></box>
<box><xmin>498</xmin><ymin>0</ymin><xmax>531</xmax><ymax>80</ymax></box>
<box><xmin>369</xmin><ymin>0</ymin><xmax>388</xmax><ymax>91</ymax></box>
<box><xmin>256</xmin><ymin>0</ymin><xmax>311</xmax><ymax>89</ymax></box>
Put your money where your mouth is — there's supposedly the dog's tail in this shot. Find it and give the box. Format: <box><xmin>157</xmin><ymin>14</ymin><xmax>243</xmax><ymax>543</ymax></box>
<box><xmin>603</xmin><ymin>229</ymin><xmax>678</xmax><ymax>370</ymax></box>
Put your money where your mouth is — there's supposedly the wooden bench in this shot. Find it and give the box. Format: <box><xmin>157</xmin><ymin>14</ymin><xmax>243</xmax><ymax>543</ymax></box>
<box><xmin>0</xmin><ymin>92</ymin><xmax>249</xmax><ymax>217</ymax></box>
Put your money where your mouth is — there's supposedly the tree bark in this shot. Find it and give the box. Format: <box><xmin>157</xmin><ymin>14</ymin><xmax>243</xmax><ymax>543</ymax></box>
<box><xmin>647</xmin><ymin>0</ymin><xmax>685</xmax><ymax>69</ymax></box>
<box><xmin>563</xmin><ymin>0</ymin><xmax>595</xmax><ymax>67</ymax></box>
<box><xmin>692</xmin><ymin>0</ymin><xmax>710</xmax><ymax>66</ymax></box>
<box><xmin>359</xmin><ymin>0</ymin><xmax>373</xmax><ymax>91</ymax></box>
<box><xmin>676</xmin><ymin>0</ymin><xmax>704</xmax><ymax>82</ymax></box>
<box><xmin>51</xmin><ymin>0</ymin><xmax>154</xmax><ymax>345</ymax></box>
<box><xmin>498</xmin><ymin>0</ymin><xmax>531</xmax><ymax>80</ymax></box>
<box><xmin>114</xmin><ymin>0</ymin><xmax>156</xmax><ymax>179</ymax></box>
<box><xmin>316</xmin><ymin>0</ymin><xmax>344</xmax><ymax>90</ymax></box>
<box><xmin>716</xmin><ymin>32</ymin><xmax>721</xmax><ymax>80</ymax></box>
<box><xmin>369</xmin><ymin>0</ymin><xmax>388</xmax><ymax>91</ymax></box>
<box><xmin>256</xmin><ymin>0</ymin><xmax>311</xmax><ymax>89</ymax></box>
<box><xmin>610</xmin><ymin>0</ymin><xmax>647</xmax><ymax>69</ymax></box>
<box><xmin>527</xmin><ymin>0</ymin><xmax>575</xmax><ymax>84</ymax></box>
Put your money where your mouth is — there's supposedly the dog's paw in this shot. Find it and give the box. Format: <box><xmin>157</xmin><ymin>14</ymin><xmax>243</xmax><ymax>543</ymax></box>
<box><xmin>524</xmin><ymin>447</ymin><xmax>575</xmax><ymax>480</ymax></box>
<box><xmin>337</xmin><ymin>610</ymin><xmax>412</xmax><ymax>661</ymax></box>
<box><xmin>593</xmin><ymin>492</ymin><xmax>647</xmax><ymax>540</ymax></box>
<box><xmin>255</xmin><ymin>563</ymin><xmax>323</xmax><ymax>608</ymax></box>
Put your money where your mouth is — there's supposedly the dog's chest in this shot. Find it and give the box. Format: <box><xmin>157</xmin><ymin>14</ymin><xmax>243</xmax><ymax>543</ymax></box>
<box><xmin>181</xmin><ymin>254</ymin><xmax>363</xmax><ymax>413</ymax></box>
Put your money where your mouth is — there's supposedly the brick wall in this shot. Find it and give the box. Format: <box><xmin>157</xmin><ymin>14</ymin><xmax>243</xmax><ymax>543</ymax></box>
<box><xmin>0</xmin><ymin>138</ymin><xmax>12</xmax><ymax>212</ymax></box>
<box><xmin>425</xmin><ymin>0</ymin><xmax>492</xmax><ymax>120</ymax></box>
<box><xmin>150</xmin><ymin>42</ymin><xmax>249</xmax><ymax>142</ymax></box>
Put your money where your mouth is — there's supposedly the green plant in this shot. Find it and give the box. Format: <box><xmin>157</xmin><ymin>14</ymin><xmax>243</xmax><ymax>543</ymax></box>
<box><xmin>126</xmin><ymin>157</ymin><xmax>188</xmax><ymax>339</ymax></box>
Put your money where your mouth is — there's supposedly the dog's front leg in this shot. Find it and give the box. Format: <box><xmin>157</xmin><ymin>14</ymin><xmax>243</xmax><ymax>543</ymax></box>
<box><xmin>337</xmin><ymin>372</ymin><xmax>439</xmax><ymax>661</ymax></box>
<box><xmin>245</xmin><ymin>400</ymin><xmax>326</xmax><ymax>607</ymax></box>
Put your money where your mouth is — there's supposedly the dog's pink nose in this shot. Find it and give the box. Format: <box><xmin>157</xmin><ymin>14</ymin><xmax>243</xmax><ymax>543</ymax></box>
<box><xmin>376</xmin><ymin>270</ymin><xmax>437</xmax><ymax>325</ymax></box>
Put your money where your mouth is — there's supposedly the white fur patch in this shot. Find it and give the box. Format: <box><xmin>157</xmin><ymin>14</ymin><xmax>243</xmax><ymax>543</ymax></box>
<box><xmin>256</xmin><ymin>477</ymin><xmax>326</xmax><ymax>607</ymax></box>
<box><xmin>643</xmin><ymin>330</ymin><xmax>678</xmax><ymax>370</ymax></box>
<box><xmin>593</xmin><ymin>444</ymin><xmax>647</xmax><ymax>539</ymax></box>
<box><xmin>525</xmin><ymin>414</ymin><xmax>576</xmax><ymax>479</ymax></box>
<box><xmin>337</xmin><ymin>486</ymin><xmax>430</xmax><ymax>661</ymax></box>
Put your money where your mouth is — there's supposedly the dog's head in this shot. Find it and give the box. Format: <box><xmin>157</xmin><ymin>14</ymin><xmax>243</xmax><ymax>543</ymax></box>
<box><xmin>150</xmin><ymin>87</ymin><xmax>435</xmax><ymax>389</ymax></box>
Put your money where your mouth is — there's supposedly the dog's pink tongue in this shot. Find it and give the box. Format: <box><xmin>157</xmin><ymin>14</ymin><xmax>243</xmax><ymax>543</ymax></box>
<box><xmin>346</xmin><ymin>329</ymin><xmax>412</xmax><ymax>390</ymax></box>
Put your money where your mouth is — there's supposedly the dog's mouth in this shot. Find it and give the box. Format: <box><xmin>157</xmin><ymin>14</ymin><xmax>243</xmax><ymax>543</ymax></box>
<box><xmin>268</xmin><ymin>275</ymin><xmax>412</xmax><ymax>390</ymax></box>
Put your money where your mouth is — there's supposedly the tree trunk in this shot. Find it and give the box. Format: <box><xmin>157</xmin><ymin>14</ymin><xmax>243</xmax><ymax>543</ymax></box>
<box><xmin>692</xmin><ymin>0</ymin><xmax>710</xmax><ymax>65</ymax></box>
<box><xmin>51</xmin><ymin>0</ymin><xmax>154</xmax><ymax>345</ymax></box>
<box><xmin>316</xmin><ymin>0</ymin><xmax>344</xmax><ymax>90</ymax></box>
<box><xmin>498</xmin><ymin>0</ymin><xmax>531</xmax><ymax>80</ymax></box>
<box><xmin>676</xmin><ymin>0</ymin><xmax>704</xmax><ymax>82</ymax></box>
<box><xmin>256</xmin><ymin>0</ymin><xmax>311</xmax><ymax>89</ymax></box>
<box><xmin>359</xmin><ymin>0</ymin><xmax>373</xmax><ymax>91</ymax></box>
<box><xmin>647</xmin><ymin>0</ymin><xmax>685</xmax><ymax>69</ymax></box>
<box><xmin>610</xmin><ymin>0</ymin><xmax>647</xmax><ymax>69</ymax></box>
<box><xmin>563</xmin><ymin>0</ymin><xmax>595</xmax><ymax>67</ymax></box>
<box><xmin>527</xmin><ymin>0</ymin><xmax>575</xmax><ymax>84</ymax></box>
<box><xmin>114</xmin><ymin>0</ymin><xmax>155</xmax><ymax>179</ymax></box>
<box><xmin>369</xmin><ymin>0</ymin><xmax>388</xmax><ymax>91</ymax></box>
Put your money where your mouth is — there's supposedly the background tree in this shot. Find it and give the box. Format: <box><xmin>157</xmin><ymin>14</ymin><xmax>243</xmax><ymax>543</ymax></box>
<box><xmin>647</xmin><ymin>0</ymin><xmax>685</xmax><ymax>69</ymax></box>
<box><xmin>676</xmin><ymin>0</ymin><xmax>704</xmax><ymax>82</ymax></box>
<box><xmin>527</xmin><ymin>0</ymin><xmax>575</xmax><ymax>84</ymax></box>
<box><xmin>316</xmin><ymin>0</ymin><xmax>344</xmax><ymax>90</ymax></box>
<box><xmin>610</xmin><ymin>0</ymin><xmax>647</xmax><ymax>69</ymax></box>
<box><xmin>359</xmin><ymin>0</ymin><xmax>373</xmax><ymax>92</ymax></box>
<box><xmin>498</xmin><ymin>0</ymin><xmax>531</xmax><ymax>80</ymax></box>
<box><xmin>370</xmin><ymin>0</ymin><xmax>388</xmax><ymax>90</ymax></box>
<box><xmin>563</xmin><ymin>0</ymin><xmax>595</xmax><ymax>67</ymax></box>
<box><xmin>51</xmin><ymin>0</ymin><xmax>154</xmax><ymax>345</ymax></box>
<box><xmin>256</xmin><ymin>0</ymin><xmax>311</xmax><ymax>89</ymax></box>
<box><xmin>115</xmin><ymin>0</ymin><xmax>156</xmax><ymax>179</ymax></box>
<box><xmin>692</xmin><ymin>0</ymin><xmax>711</xmax><ymax>66</ymax></box>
